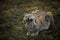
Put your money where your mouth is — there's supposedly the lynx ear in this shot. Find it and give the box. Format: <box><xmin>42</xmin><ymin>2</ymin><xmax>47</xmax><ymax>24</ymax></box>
<box><xmin>32</xmin><ymin>10</ymin><xmax>39</xmax><ymax>14</ymax></box>
<box><xmin>46</xmin><ymin>12</ymin><xmax>52</xmax><ymax>16</ymax></box>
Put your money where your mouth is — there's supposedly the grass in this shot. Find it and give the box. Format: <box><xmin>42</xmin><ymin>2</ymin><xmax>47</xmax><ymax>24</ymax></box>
<box><xmin>0</xmin><ymin>0</ymin><xmax>60</xmax><ymax>40</ymax></box>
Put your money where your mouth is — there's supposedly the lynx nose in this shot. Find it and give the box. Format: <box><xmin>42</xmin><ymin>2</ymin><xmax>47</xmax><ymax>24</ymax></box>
<box><xmin>27</xmin><ymin>18</ymin><xmax>33</xmax><ymax>22</ymax></box>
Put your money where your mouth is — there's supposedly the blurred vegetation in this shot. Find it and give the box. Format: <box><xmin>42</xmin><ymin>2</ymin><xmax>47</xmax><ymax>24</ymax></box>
<box><xmin>0</xmin><ymin>0</ymin><xmax>60</xmax><ymax>40</ymax></box>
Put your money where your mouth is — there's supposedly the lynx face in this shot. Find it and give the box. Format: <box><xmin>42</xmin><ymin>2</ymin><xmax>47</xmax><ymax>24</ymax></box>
<box><xmin>23</xmin><ymin>14</ymin><xmax>37</xmax><ymax>31</ymax></box>
<box><xmin>23</xmin><ymin>10</ymin><xmax>54</xmax><ymax>36</ymax></box>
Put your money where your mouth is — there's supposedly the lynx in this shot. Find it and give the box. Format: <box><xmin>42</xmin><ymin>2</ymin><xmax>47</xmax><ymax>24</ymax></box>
<box><xmin>23</xmin><ymin>10</ymin><xmax>54</xmax><ymax>36</ymax></box>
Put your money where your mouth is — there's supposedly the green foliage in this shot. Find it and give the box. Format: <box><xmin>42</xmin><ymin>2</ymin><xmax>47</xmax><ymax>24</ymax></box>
<box><xmin>19</xmin><ymin>15</ymin><xmax>24</xmax><ymax>21</ymax></box>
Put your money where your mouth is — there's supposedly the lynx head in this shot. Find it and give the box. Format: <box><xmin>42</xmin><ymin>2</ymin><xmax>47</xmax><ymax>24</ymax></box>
<box><xmin>23</xmin><ymin>13</ymin><xmax>37</xmax><ymax>31</ymax></box>
<box><xmin>23</xmin><ymin>10</ymin><xmax>39</xmax><ymax>27</ymax></box>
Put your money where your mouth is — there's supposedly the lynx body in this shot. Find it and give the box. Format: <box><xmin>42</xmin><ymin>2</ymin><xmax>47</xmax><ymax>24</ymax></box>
<box><xmin>23</xmin><ymin>10</ymin><xmax>54</xmax><ymax>36</ymax></box>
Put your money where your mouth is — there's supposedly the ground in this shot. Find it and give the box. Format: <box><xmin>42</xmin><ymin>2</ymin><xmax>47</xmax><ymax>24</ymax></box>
<box><xmin>0</xmin><ymin>0</ymin><xmax>60</xmax><ymax>40</ymax></box>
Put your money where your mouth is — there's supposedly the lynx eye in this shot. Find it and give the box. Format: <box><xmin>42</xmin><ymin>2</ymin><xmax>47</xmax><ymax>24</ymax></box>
<box><xmin>29</xmin><ymin>19</ymin><xmax>33</xmax><ymax>22</ymax></box>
